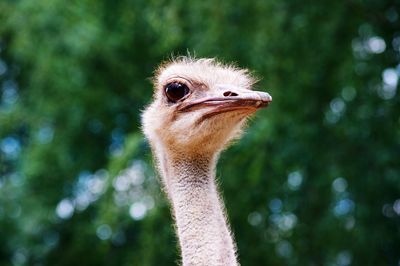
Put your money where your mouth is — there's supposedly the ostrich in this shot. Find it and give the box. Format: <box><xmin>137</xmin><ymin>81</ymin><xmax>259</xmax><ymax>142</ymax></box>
<box><xmin>141</xmin><ymin>57</ymin><xmax>272</xmax><ymax>266</ymax></box>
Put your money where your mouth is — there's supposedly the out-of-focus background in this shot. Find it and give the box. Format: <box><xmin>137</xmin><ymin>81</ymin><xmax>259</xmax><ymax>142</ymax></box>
<box><xmin>0</xmin><ymin>0</ymin><xmax>399</xmax><ymax>265</ymax></box>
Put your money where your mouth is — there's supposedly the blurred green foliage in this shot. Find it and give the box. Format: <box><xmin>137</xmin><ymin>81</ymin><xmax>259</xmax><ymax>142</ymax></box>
<box><xmin>0</xmin><ymin>0</ymin><xmax>399</xmax><ymax>265</ymax></box>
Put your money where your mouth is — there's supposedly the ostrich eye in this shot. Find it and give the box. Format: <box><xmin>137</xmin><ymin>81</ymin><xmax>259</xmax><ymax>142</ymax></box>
<box><xmin>165</xmin><ymin>82</ymin><xmax>189</xmax><ymax>102</ymax></box>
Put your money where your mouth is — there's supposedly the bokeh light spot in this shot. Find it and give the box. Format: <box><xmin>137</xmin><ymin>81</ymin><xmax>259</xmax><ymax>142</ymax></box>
<box><xmin>341</xmin><ymin>87</ymin><xmax>356</xmax><ymax>101</ymax></box>
<box><xmin>129</xmin><ymin>202</ymin><xmax>147</xmax><ymax>220</ymax></box>
<box><xmin>287</xmin><ymin>171</ymin><xmax>303</xmax><ymax>190</ymax></box>
<box><xmin>330</xmin><ymin>98</ymin><xmax>346</xmax><ymax>114</ymax></box>
<box><xmin>334</xmin><ymin>199</ymin><xmax>355</xmax><ymax>216</ymax></box>
<box><xmin>336</xmin><ymin>250</ymin><xmax>352</xmax><ymax>266</ymax></box>
<box><xmin>382</xmin><ymin>204</ymin><xmax>395</xmax><ymax>218</ymax></box>
<box><xmin>383</xmin><ymin>68</ymin><xmax>398</xmax><ymax>87</ymax></box>
<box><xmin>37</xmin><ymin>125</ymin><xmax>54</xmax><ymax>144</ymax></box>
<box><xmin>2</xmin><ymin>80</ymin><xmax>18</xmax><ymax>105</ymax></box>
<box><xmin>275</xmin><ymin>240</ymin><xmax>293</xmax><ymax>258</ymax></box>
<box><xmin>96</xmin><ymin>224</ymin><xmax>112</xmax><ymax>240</ymax></box>
<box><xmin>393</xmin><ymin>199</ymin><xmax>400</xmax><ymax>215</ymax></box>
<box><xmin>0</xmin><ymin>137</ymin><xmax>21</xmax><ymax>159</ymax></box>
<box><xmin>248</xmin><ymin>211</ymin><xmax>262</xmax><ymax>226</ymax></box>
<box><xmin>269</xmin><ymin>198</ymin><xmax>282</xmax><ymax>213</ymax></box>
<box><xmin>56</xmin><ymin>199</ymin><xmax>74</xmax><ymax>219</ymax></box>
<box><xmin>332</xmin><ymin>177</ymin><xmax>347</xmax><ymax>193</ymax></box>
<box><xmin>366</xmin><ymin>36</ymin><xmax>386</xmax><ymax>54</ymax></box>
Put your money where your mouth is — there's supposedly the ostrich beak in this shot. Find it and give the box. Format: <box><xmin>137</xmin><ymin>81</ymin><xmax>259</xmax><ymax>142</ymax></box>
<box><xmin>178</xmin><ymin>85</ymin><xmax>272</xmax><ymax>112</ymax></box>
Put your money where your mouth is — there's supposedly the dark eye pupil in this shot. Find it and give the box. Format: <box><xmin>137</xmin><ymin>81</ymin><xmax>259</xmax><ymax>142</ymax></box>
<box><xmin>165</xmin><ymin>82</ymin><xmax>189</xmax><ymax>102</ymax></box>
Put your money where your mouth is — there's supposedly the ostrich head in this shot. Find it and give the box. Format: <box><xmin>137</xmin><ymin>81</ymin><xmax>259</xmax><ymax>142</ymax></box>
<box><xmin>142</xmin><ymin>57</ymin><xmax>272</xmax><ymax>157</ymax></box>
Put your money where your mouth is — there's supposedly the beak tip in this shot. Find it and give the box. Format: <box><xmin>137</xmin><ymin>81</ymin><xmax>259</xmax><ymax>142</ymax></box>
<box><xmin>261</xmin><ymin>92</ymin><xmax>272</xmax><ymax>103</ymax></box>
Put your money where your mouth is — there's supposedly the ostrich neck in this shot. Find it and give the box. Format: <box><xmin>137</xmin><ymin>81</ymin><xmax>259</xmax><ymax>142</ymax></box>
<box><xmin>156</xmin><ymin>148</ymin><xmax>238</xmax><ymax>266</ymax></box>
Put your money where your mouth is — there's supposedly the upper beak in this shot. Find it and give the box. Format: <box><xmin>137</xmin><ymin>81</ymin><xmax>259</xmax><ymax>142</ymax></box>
<box><xmin>216</xmin><ymin>84</ymin><xmax>272</xmax><ymax>107</ymax></box>
<box><xmin>179</xmin><ymin>84</ymin><xmax>272</xmax><ymax>112</ymax></box>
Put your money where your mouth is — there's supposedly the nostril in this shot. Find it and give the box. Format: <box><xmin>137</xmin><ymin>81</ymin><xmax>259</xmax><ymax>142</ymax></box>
<box><xmin>223</xmin><ymin>91</ymin><xmax>239</xmax><ymax>97</ymax></box>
